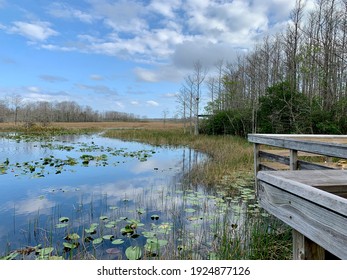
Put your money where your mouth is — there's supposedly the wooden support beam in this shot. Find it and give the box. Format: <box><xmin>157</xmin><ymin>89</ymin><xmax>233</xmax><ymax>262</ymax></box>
<box><xmin>253</xmin><ymin>143</ymin><xmax>260</xmax><ymax>195</ymax></box>
<box><xmin>293</xmin><ymin>230</ymin><xmax>325</xmax><ymax>260</ymax></box>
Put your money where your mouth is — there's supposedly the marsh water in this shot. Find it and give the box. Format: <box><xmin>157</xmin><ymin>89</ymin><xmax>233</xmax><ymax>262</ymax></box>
<box><xmin>0</xmin><ymin>133</ymin><xmax>255</xmax><ymax>260</ymax></box>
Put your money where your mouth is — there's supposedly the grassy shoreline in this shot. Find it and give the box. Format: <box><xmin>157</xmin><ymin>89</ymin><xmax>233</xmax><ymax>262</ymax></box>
<box><xmin>103</xmin><ymin>128</ymin><xmax>254</xmax><ymax>186</ymax></box>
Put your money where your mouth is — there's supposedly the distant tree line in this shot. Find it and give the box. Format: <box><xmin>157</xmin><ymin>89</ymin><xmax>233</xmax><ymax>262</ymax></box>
<box><xmin>0</xmin><ymin>97</ymin><xmax>139</xmax><ymax>124</ymax></box>
<box><xmin>178</xmin><ymin>0</ymin><xmax>347</xmax><ymax>136</ymax></box>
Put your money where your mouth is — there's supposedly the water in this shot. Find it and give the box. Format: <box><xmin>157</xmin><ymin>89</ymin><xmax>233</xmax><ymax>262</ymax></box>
<box><xmin>0</xmin><ymin>133</ymin><xmax>251</xmax><ymax>260</ymax></box>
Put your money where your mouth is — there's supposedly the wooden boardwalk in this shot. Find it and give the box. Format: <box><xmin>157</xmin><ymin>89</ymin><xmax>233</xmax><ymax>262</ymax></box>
<box><xmin>248</xmin><ymin>134</ymin><xmax>347</xmax><ymax>260</ymax></box>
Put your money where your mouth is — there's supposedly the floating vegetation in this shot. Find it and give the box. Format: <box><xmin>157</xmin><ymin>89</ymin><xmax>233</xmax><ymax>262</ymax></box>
<box><xmin>0</xmin><ymin>134</ymin><xmax>157</xmax><ymax>178</ymax></box>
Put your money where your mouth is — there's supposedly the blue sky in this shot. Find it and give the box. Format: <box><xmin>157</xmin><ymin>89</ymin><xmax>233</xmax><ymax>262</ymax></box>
<box><xmin>0</xmin><ymin>0</ymin><xmax>301</xmax><ymax>118</ymax></box>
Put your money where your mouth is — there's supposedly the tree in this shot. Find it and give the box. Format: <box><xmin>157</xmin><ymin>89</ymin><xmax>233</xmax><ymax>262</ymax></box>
<box><xmin>257</xmin><ymin>81</ymin><xmax>310</xmax><ymax>133</ymax></box>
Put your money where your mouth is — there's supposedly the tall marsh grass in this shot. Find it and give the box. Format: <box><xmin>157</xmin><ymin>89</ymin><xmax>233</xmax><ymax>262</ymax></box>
<box><xmin>104</xmin><ymin>129</ymin><xmax>254</xmax><ymax>186</ymax></box>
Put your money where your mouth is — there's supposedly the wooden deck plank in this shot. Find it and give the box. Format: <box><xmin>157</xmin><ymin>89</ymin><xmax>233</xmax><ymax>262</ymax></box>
<box><xmin>257</xmin><ymin>170</ymin><xmax>347</xmax><ymax>217</ymax></box>
<box><xmin>258</xmin><ymin>181</ymin><xmax>347</xmax><ymax>259</ymax></box>
<box><xmin>249</xmin><ymin>134</ymin><xmax>347</xmax><ymax>259</ymax></box>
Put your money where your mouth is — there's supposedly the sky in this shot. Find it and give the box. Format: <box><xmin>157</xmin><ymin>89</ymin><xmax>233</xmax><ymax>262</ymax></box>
<box><xmin>0</xmin><ymin>0</ymin><xmax>301</xmax><ymax>118</ymax></box>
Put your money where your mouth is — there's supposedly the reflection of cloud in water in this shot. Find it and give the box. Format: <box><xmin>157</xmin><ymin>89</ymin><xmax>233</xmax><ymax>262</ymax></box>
<box><xmin>11</xmin><ymin>198</ymin><xmax>55</xmax><ymax>215</ymax></box>
<box><xmin>131</xmin><ymin>157</ymin><xmax>182</xmax><ymax>175</ymax></box>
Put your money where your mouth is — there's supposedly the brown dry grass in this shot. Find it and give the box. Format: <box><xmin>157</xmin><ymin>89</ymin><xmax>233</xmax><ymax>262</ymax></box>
<box><xmin>0</xmin><ymin>121</ymin><xmax>184</xmax><ymax>131</ymax></box>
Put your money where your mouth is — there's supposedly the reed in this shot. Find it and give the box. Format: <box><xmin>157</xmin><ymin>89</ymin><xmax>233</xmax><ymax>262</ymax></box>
<box><xmin>104</xmin><ymin>129</ymin><xmax>254</xmax><ymax>186</ymax></box>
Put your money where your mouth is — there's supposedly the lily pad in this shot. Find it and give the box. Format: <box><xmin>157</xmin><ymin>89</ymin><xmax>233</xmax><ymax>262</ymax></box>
<box><xmin>92</xmin><ymin>238</ymin><xmax>103</xmax><ymax>245</ymax></box>
<box><xmin>151</xmin><ymin>214</ymin><xmax>159</xmax><ymax>220</ymax></box>
<box><xmin>63</xmin><ymin>242</ymin><xmax>78</xmax><ymax>250</ymax></box>
<box><xmin>102</xmin><ymin>235</ymin><xmax>114</xmax><ymax>240</ymax></box>
<box><xmin>55</xmin><ymin>223</ymin><xmax>68</xmax><ymax>229</ymax></box>
<box><xmin>125</xmin><ymin>246</ymin><xmax>142</xmax><ymax>260</ymax></box>
<box><xmin>59</xmin><ymin>217</ymin><xmax>69</xmax><ymax>223</ymax></box>
<box><xmin>111</xmin><ymin>239</ymin><xmax>124</xmax><ymax>245</ymax></box>
<box><xmin>65</xmin><ymin>233</ymin><xmax>80</xmax><ymax>241</ymax></box>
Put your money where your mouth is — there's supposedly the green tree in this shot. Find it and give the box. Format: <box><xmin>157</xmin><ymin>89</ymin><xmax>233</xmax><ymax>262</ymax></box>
<box><xmin>257</xmin><ymin>81</ymin><xmax>310</xmax><ymax>133</ymax></box>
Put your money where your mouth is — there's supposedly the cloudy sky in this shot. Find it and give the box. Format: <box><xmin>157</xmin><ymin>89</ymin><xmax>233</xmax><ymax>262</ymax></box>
<box><xmin>0</xmin><ymin>0</ymin><xmax>298</xmax><ymax>118</ymax></box>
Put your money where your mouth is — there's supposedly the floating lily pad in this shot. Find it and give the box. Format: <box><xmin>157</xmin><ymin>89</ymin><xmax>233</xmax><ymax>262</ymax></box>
<box><xmin>65</xmin><ymin>233</ymin><xmax>80</xmax><ymax>241</ymax></box>
<box><xmin>125</xmin><ymin>246</ymin><xmax>142</xmax><ymax>260</ymax></box>
<box><xmin>63</xmin><ymin>242</ymin><xmax>78</xmax><ymax>250</ymax></box>
<box><xmin>151</xmin><ymin>214</ymin><xmax>159</xmax><ymax>220</ymax></box>
<box><xmin>55</xmin><ymin>223</ymin><xmax>68</xmax><ymax>229</ymax></box>
<box><xmin>111</xmin><ymin>239</ymin><xmax>124</xmax><ymax>245</ymax></box>
<box><xmin>92</xmin><ymin>238</ymin><xmax>103</xmax><ymax>245</ymax></box>
<box><xmin>59</xmin><ymin>217</ymin><xmax>69</xmax><ymax>223</ymax></box>
<box><xmin>184</xmin><ymin>208</ymin><xmax>196</xmax><ymax>213</ymax></box>
<box><xmin>102</xmin><ymin>235</ymin><xmax>114</xmax><ymax>240</ymax></box>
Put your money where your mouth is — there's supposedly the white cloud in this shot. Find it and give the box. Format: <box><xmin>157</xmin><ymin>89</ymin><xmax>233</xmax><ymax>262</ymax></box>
<box><xmin>87</xmin><ymin>0</ymin><xmax>147</xmax><ymax>33</ymax></box>
<box><xmin>134</xmin><ymin>67</ymin><xmax>158</xmax><ymax>82</ymax></box>
<box><xmin>76</xmin><ymin>84</ymin><xmax>118</xmax><ymax>96</ymax></box>
<box><xmin>146</xmin><ymin>100</ymin><xmax>159</xmax><ymax>107</ymax></box>
<box><xmin>8</xmin><ymin>21</ymin><xmax>58</xmax><ymax>42</ymax></box>
<box><xmin>131</xmin><ymin>101</ymin><xmax>139</xmax><ymax>105</ymax></box>
<box><xmin>90</xmin><ymin>74</ymin><xmax>105</xmax><ymax>81</ymax></box>
<box><xmin>27</xmin><ymin>86</ymin><xmax>40</xmax><ymax>93</ymax></box>
<box><xmin>47</xmin><ymin>2</ymin><xmax>96</xmax><ymax>23</ymax></box>
<box><xmin>134</xmin><ymin>65</ymin><xmax>183</xmax><ymax>83</ymax></box>
<box><xmin>115</xmin><ymin>101</ymin><xmax>125</xmax><ymax>109</ymax></box>
<box><xmin>148</xmin><ymin>0</ymin><xmax>181</xmax><ymax>19</ymax></box>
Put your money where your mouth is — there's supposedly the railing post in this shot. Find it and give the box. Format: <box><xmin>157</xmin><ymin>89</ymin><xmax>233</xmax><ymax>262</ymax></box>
<box><xmin>290</xmin><ymin>149</ymin><xmax>325</xmax><ymax>260</ymax></box>
<box><xmin>290</xmin><ymin>149</ymin><xmax>298</xmax><ymax>171</ymax></box>
<box><xmin>253</xmin><ymin>143</ymin><xmax>260</xmax><ymax>195</ymax></box>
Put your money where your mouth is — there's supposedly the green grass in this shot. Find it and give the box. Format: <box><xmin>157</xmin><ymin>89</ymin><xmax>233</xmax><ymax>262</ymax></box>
<box><xmin>103</xmin><ymin>129</ymin><xmax>254</xmax><ymax>186</ymax></box>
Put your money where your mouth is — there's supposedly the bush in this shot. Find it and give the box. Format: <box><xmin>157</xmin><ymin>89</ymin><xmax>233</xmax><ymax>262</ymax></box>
<box><xmin>257</xmin><ymin>81</ymin><xmax>311</xmax><ymax>134</ymax></box>
<box><xmin>200</xmin><ymin>108</ymin><xmax>252</xmax><ymax>137</ymax></box>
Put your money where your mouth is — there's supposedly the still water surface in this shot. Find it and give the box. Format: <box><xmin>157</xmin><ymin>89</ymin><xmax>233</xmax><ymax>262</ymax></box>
<box><xmin>0</xmin><ymin>133</ymin><xmax>247</xmax><ymax>259</ymax></box>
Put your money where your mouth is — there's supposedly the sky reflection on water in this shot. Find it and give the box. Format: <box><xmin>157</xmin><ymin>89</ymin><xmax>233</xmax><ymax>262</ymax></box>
<box><xmin>0</xmin><ymin>133</ymin><xmax>208</xmax><ymax>258</ymax></box>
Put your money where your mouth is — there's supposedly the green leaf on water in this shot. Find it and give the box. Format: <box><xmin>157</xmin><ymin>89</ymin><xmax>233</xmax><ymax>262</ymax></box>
<box><xmin>151</xmin><ymin>214</ymin><xmax>159</xmax><ymax>220</ymax></box>
<box><xmin>37</xmin><ymin>247</ymin><xmax>54</xmax><ymax>256</ymax></box>
<box><xmin>55</xmin><ymin>223</ymin><xmax>68</xmax><ymax>229</ymax></box>
<box><xmin>102</xmin><ymin>235</ymin><xmax>114</xmax><ymax>240</ymax></box>
<box><xmin>65</xmin><ymin>233</ymin><xmax>80</xmax><ymax>241</ymax></box>
<box><xmin>59</xmin><ymin>217</ymin><xmax>69</xmax><ymax>223</ymax></box>
<box><xmin>63</xmin><ymin>242</ymin><xmax>77</xmax><ymax>249</ymax></box>
<box><xmin>125</xmin><ymin>246</ymin><xmax>142</xmax><ymax>260</ymax></box>
<box><xmin>99</xmin><ymin>216</ymin><xmax>108</xmax><ymax>221</ymax></box>
<box><xmin>111</xmin><ymin>239</ymin><xmax>124</xmax><ymax>245</ymax></box>
<box><xmin>105</xmin><ymin>221</ymin><xmax>117</xmax><ymax>228</ymax></box>
<box><xmin>184</xmin><ymin>208</ymin><xmax>196</xmax><ymax>213</ymax></box>
<box><xmin>92</xmin><ymin>238</ymin><xmax>103</xmax><ymax>245</ymax></box>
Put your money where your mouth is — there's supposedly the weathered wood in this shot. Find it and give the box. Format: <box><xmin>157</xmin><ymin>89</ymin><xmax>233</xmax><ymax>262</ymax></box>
<box><xmin>258</xmin><ymin>151</ymin><xmax>334</xmax><ymax>170</ymax></box>
<box><xmin>259</xmin><ymin>151</ymin><xmax>290</xmax><ymax>165</ymax></box>
<box><xmin>297</xmin><ymin>160</ymin><xmax>336</xmax><ymax>170</ymax></box>
<box><xmin>248</xmin><ymin>134</ymin><xmax>347</xmax><ymax>158</ymax></box>
<box><xmin>249</xmin><ymin>134</ymin><xmax>347</xmax><ymax>260</ymax></box>
<box><xmin>258</xmin><ymin>180</ymin><xmax>347</xmax><ymax>259</ymax></box>
<box><xmin>293</xmin><ymin>230</ymin><xmax>325</xmax><ymax>260</ymax></box>
<box><xmin>253</xmin><ymin>143</ymin><xmax>260</xmax><ymax>194</ymax></box>
<box><xmin>257</xmin><ymin>170</ymin><xmax>347</xmax><ymax>216</ymax></box>
<box><xmin>259</xmin><ymin>163</ymin><xmax>278</xmax><ymax>171</ymax></box>
<box><xmin>290</xmin><ymin>149</ymin><xmax>298</xmax><ymax>170</ymax></box>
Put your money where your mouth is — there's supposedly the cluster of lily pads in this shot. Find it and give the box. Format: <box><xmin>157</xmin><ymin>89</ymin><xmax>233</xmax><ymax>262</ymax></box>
<box><xmin>1</xmin><ymin>176</ymin><xmax>263</xmax><ymax>260</ymax></box>
<box><xmin>0</xmin><ymin>139</ymin><xmax>156</xmax><ymax>177</ymax></box>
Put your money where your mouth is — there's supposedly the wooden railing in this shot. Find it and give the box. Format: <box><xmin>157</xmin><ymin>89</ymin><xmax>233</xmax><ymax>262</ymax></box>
<box><xmin>248</xmin><ymin>134</ymin><xmax>347</xmax><ymax>260</ymax></box>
